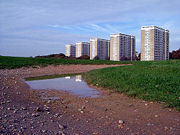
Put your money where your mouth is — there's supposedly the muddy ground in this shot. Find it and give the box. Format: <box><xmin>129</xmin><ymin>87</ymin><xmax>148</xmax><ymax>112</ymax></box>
<box><xmin>0</xmin><ymin>64</ymin><xmax>180</xmax><ymax>135</ymax></box>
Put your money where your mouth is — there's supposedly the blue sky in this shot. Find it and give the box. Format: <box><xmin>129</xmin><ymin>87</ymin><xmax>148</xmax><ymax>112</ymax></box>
<box><xmin>0</xmin><ymin>0</ymin><xmax>180</xmax><ymax>57</ymax></box>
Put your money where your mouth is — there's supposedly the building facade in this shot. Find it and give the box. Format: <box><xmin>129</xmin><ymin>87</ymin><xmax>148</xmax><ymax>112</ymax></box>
<box><xmin>110</xmin><ymin>33</ymin><xmax>136</xmax><ymax>61</ymax></box>
<box><xmin>90</xmin><ymin>38</ymin><xmax>110</xmax><ymax>60</ymax></box>
<box><xmin>141</xmin><ymin>26</ymin><xmax>169</xmax><ymax>61</ymax></box>
<box><xmin>76</xmin><ymin>42</ymin><xmax>90</xmax><ymax>58</ymax></box>
<box><xmin>65</xmin><ymin>44</ymin><xmax>76</xmax><ymax>57</ymax></box>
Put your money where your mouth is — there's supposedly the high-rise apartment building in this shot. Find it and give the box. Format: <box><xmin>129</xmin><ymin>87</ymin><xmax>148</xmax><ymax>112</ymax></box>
<box><xmin>76</xmin><ymin>42</ymin><xmax>90</xmax><ymax>58</ymax></box>
<box><xmin>65</xmin><ymin>44</ymin><xmax>76</xmax><ymax>57</ymax></box>
<box><xmin>141</xmin><ymin>26</ymin><xmax>169</xmax><ymax>61</ymax></box>
<box><xmin>110</xmin><ymin>33</ymin><xmax>136</xmax><ymax>61</ymax></box>
<box><xmin>90</xmin><ymin>38</ymin><xmax>110</xmax><ymax>60</ymax></box>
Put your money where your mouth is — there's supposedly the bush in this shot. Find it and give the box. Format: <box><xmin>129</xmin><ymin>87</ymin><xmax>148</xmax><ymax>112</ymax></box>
<box><xmin>169</xmin><ymin>48</ymin><xmax>180</xmax><ymax>59</ymax></box>
<box><xmin>120</xmin><ymin>56</ymin><xmax>130</xmax><ymax>61</ymax></box>
<box><xmin>105</xmin><ymin>57</ymin><xmax>110</xmax><ymax>60</ymax></box>
<box><xmin>35</xmin><ymin>53</ymin><xmax>66</xmax><ymax>58</ymax></box>
<box><xmin>78</xmin><ymin>55</ymin><xmax>90</xmax><ymax>60</ymax></box>
<box><xmin>93</xmin><ymin>56</ymin><xmax>99</xmax><ymax>60</ymax></box>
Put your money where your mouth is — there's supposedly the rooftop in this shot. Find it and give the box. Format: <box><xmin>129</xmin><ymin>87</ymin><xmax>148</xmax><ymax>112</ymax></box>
<box><xmin>141</xmin><ymin>25</ymin><xmax>169</xmax><ymax>32</ymax></box>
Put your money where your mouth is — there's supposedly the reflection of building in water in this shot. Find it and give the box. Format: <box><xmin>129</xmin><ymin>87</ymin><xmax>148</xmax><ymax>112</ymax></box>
<box><xmin>75</xmin><ymin>75</ymin><xmax>82</xmax><ymax>82</ymax></box>
<box><xmin>65</xmin><ymin>76</ymin><xmax>71</xmax><ymax>79</ymax></box>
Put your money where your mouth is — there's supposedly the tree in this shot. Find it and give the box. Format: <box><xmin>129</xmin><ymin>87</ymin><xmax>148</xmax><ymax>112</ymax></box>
<box><xmin>55</xmin><ymin>53</ymin><xmax>65</xmax><ymax>58</ymax></box>
<box><xmin>78</xmin><ymin>55</ymin><xmax>90</xmax><ymax>60</ymax></box>
<box><xmin>93</xmin><ymin>56</ymin><xmax>99</xmax><ymax>60</ymax></box>
<box><xmin>120</xmin><ymin>56</ymin><xmax>128</xmax><ymax>61</ymax></box>
<box><xmin>105</xmin><ymin>57</ymin><xmax>110</xmax><ymax>60</ymax></box>
<box><xmin>135</xmin><ymin>53</ymin><xmax>141</xmax><ymax>61</ymax></box>
<box><xmin>169</xmin><ymin>48</ymin><xmax>180</xmax><ymax>59</ymax></box>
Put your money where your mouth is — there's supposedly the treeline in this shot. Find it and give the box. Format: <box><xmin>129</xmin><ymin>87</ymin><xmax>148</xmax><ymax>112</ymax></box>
<box><xmin>36</xmin><ymin>48</ymin><xmax>180</xmax><ymax>60</ymax></box>
<box><xmin>135</xmin><ymin>48</ymin><xmax>180</xmax><ymax>60</ymax></box>
<box><xmin>35</xmin><ymin>53</ymin><xmax>90</xmax><ymax>60</ymax></box>
<box><xmin>169</xmin><ymin>48</ymin><xmax>180</xmax><ymax>59</ymax></box>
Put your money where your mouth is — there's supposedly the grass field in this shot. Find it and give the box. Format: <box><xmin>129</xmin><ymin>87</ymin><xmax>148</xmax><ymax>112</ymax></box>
<box><xmin>0</xmin><ymin>56</ymin><xmax>131</xmax><ymax>69</ymax></box>
<box><xmin>84</xmin><ymin>60</ymin><xmax>180</xmax><ymax>110</ymax></box>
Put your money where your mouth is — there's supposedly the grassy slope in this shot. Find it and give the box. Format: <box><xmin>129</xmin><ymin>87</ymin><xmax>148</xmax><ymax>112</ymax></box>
<box><xmin>84</xmin><ymin>60</ymin><xmax>180</xmax><ymax>110</ymax></box>
<box><xmin>0</xmin><ymin>56</ymin><xmax>132</xmax><ymax>69</ymax></box>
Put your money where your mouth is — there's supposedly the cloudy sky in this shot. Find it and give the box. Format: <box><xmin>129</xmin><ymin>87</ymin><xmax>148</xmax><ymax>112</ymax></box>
<box><xmin>0</xmin><ymin>0</ymin><xmax>180</xmax><ymax>57</ymax></box>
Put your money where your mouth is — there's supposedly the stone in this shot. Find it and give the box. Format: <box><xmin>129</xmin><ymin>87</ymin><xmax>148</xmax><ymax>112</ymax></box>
<box><xmin>54</xmin><ymin>113</ymin><xmax>60</xmax><ymax>117</ymax></box>
<box><xmin>22</xmin><ymin>119</ymin><xmax>26</xmax><ymax>122</ymax></box>
<box><xmin>80</xmin><ymin>111</ymin><xmax>84</xmax><ymax>113</ymax></box>
<box><xmin>147</xmin><ymin>123</ymin><xmax>154</xmax><ymax>126</ymax></box>
<box><xmin>78</xmin><ymin>108</ymin><xmax>81</xmax><ymax>111</ymax></box>
<box><xmin>32</xmin><ymin>113</ymin><xmax>39</xmax><ymax>117</ymax></box>
<box><xmin>128</xmin><ymin>104</ymin><xmax>134</xmax><ymax>107</ymax></box>
<box><xmin>16</xmin><ymin>92</ymin><xmax>21</xmax><ymax>95</ymax></box>
<box><xmin>118</xmin><ymin>120</ymin><xmax>124</xmax><ymax>124</ymax></box>
<box><xmin>13</xmin><ymin>109</ymin><xmax>18</xmax><ymax>113</ymax></box>
<box><xmin>36</xmin><ymin>107</ymin><xmax>42</xmax><ymax>112</ymax></box>
<box><xmin>104</xmin><ymin>108</ymin><xmax>108</xmax><ymax>111</ymax></box>
<box><xmin>6</xmin><ymin>100</ymin><xmax>11</xmax><ymax>103</ymax></box>
<box><xmin>21</xmin><ymin>107</ymin><xmax>27</xmax><ymax>110</ymax></box>
<box><xmin>164</xmin><ymin>126</ymin><xmax>168</xmax><ymax>131</ymax></box>
<box><xmin>1</xmin><ymin>101</ymin><xmax>5</xmax><ymax>104</ymax></box>
<box><xmin>58</xmin><ymin>131</ymin><xmax>65</xmax><ymax>135</ymax></box>
<box><xmin>42</xmin><ymin>130</ymin><xmax>46</xmax><ymax>133</ymax></box>
<box><xmin>13</xmin><ymin>119</ymin><xmax>19</xmax><ymax>123</ymax></box>
<box><xmin>118</xmin><ymin>124</ymin><xmax>124</xmax><ymax>128</ymax></box>
<box><xmin>168</xmin><ymin>109</ymin><xmax>172</xmax><ymax>112</ymax></box>
<box><xmin>47</xmin><ymin>100</ymin><xmax>51</xmax><ymax>104</ymax></box>
<box><xmin>58</xmin><ymin>124</ymin><xmax>64</xmax><ymax>129</ymax></box>
<box><xmin>21</xmin><ymin>126</ymin><xmax>26</xmax><ymax>129</ymax></box>
<box><xmin>85</xmin><ymin>100</ymin><xmax>88</xmax><ymax>103</ymax></box>
<box><xmin>43</xmin><ymin>106</ymin><xmax>50</xmax><ymax>111</ymax></box>
<box><xmin>81</xmin><ymin>105</ymin><xmax>86</xmax><ymax>109</ymax></box>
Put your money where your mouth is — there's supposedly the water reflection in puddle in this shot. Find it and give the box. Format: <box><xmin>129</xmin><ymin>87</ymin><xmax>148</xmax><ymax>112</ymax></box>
<box><xmin>25</xmin><ymin>75</ymin><xmax>100</xmax><ymax>98</ymax></box>
<box><xmin>40</xmin><ymin>97</ymin><xmax>59</xmax><ymax>100</ymax></box>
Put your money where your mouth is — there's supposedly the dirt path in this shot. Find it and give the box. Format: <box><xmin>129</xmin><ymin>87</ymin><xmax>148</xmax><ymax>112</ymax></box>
<box><xmin>0</xmin><ymin>64</ymin><xmax>180</xmax><ymax>135</ymax></box>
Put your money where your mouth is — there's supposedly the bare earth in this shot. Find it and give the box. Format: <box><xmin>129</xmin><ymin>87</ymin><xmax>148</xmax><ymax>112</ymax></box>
<box><xmin>0</xmin><ymin>64</ymin><xmax>180</xmax><ymax>135</ymax></box>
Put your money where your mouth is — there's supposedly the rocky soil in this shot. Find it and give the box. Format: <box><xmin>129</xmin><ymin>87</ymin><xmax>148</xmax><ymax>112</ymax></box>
<box><xmin>0</xmin><ymin>64</ymin><xmax>180</xmax><ymax>135</ymax></box>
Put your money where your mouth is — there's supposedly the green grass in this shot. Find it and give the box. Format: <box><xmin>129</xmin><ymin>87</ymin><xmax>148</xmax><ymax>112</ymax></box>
<box><xmin>0</xmin><ymin>56</ymin><xmax>132</xmax><ymax>69</ymax></box>
<box><xmin>25</xmin><ymin>73</ymin><xmax>81</xmax><ymax>81</ymax></box>
<box><xmin>84</xmin><ymin>60</ymin><xmax>180</xmax><ymax>110</ymax></box>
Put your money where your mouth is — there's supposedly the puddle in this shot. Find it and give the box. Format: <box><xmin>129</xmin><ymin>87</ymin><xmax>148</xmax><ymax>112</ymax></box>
<box><xmin>25</xmin><ymin>75</ymin><xmax>100</xmax><ymax>98</ymax></box>
<box><xmin>40</xmin><ymin>97</ymin><xmax>59</xmax><ymax>100</ymax></box>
